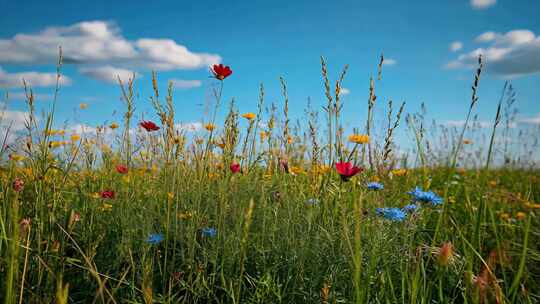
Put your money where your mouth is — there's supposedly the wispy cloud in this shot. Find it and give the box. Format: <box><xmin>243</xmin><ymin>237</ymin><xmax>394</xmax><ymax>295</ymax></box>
<box><xmin>175</xmin><ymin>122</ymin><xmax>202</xmax><ymax>132</ymax></box>
<box><xmin>79</xmin><ymin>66</ymin><xmax>138</xmax><ymax>84</ymax></box>
<box><xmin>0</xmin><ymin>66</ymin><xmax>71</xmax><ymax>88</ymax></box>
<box><xmin>470</xmin><ymin>0</ymin><xmax>496</xmax><ymax>9</ymax></box>
<box><xmin>446</xmin><ymin>29</ymin><xmax>540</xmax><ymax>78</ymax></box>
<box><xmin>383</xmin><ymin>58</ymin><xmax>397</xmax><ymax>66</ymax></box>
<box><xmin>339</xmin><ymin>88</ymin><xmax>350</xmax><ymax>96</ymax></box>
<box><xmin>518</xmin><ymin>113</ymin><xmax>540</xmax><ymax>125</ymax></box>
<box><xmin>170</xmin><ymin>79</ymin><xmax>202</xmax><ymax>89</ymax></box>
<box><xmin>449</xmin><ymin>41</ymin><xmax>463</xmax><ymax>52</ymax></box>
<box><xmin>7</xmin><ymin>91</ymin><xmax>54</xmax><ymax>101</ymax></box>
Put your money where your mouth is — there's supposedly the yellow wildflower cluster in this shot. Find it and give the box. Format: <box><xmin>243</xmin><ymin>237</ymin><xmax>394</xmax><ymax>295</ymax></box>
<box><xmin>390</xmin><ymin>168</ymin><xmax>407</xmax><ymax>177</ymax></box>
<box><xmin>348</xmin><ymin>134</ymin><xmax>369</xmax><ymax>144</ymax></box>
<box><xmin>46</xmin><ymin>129</ymin><xmax>65</xmax><ymax>136</ymax></box>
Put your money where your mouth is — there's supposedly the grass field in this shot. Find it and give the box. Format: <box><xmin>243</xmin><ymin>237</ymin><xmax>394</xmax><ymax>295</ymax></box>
<box><xmin>1</xmin><ymin>56</ymin><xmax>539</xmax><ymax>303</ymax></box>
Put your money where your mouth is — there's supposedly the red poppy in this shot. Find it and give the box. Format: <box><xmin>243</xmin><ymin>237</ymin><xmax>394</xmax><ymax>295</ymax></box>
<box><xmin>335</xmin><ymin>162</ymin><xmax>363</xmax><ymax>181</ymax></box>
<box><xmin>116</xmin><ymin>165</ymin><xmax>128</xmax><ymax>174</ymax></box>
<box><xmin>100</xmin><ymin>190</ymin><xmax>115</xmax><ymax>199</ymax></box>
<box><xmin>230</xmin><ymin>162</ymin><xmax>241</xmax><ymax>174</ymax></box>
<box><xmin>140</xmin><ymin>120</ymin><xmax>160</xmax><ymax>132</ymax></box>
<box><xmin>211</xmin><ymin>64</ymin><xmax>232</xmax><ymax>80</ymax></box>
<box><xmin>12</xmin><ymin>178</ymin><xmax>24</xmax><ymax>192</ymax></box>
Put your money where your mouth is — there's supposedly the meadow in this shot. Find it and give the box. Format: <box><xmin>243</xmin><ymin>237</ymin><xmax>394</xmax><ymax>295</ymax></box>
<box><xmin>1</xmin><ymin>54</ymin><xmax>539</xmax><ymax>303</ymax></box>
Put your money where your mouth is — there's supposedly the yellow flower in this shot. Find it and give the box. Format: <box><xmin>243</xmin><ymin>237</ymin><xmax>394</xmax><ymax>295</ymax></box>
<box><xmin>488</xmin><ymin>180</ymin><xmax>497</xmax><ymax>187</ymax></box>
<box><xmin>109</xmin><ymin>122</ymin><xmax>119</xmax><ymax>130</ymax></box>
<box><xmin>348</xmin><ymin>134</ymin><xmax>369</xmax><ymax>144</ymax></box>
<box><xmin>100</xmin><ymin>203</ymin><xmax>113</xmax><ymax>212</ymax></box>
<box><xmin>371</xmin><ymin>176</ymin><xmax>380</xmax><ymax>182</ymax></box>
<box><xmin>499</xmin><ymin>212</ymin><xmax>510</xmax><ymax>221</ymax></box>
<box><xmin>90</xmin><ymin>192</ymin><xmax>101</xmax><ymax>199</ymax></box>
<box><xmin>290</xmin><ymin>166</ymin><xmax>303</xmax><ymax>175</ymax></box>
<box><xmin>79</xmin><ymin>103</ymin><xmax>88</xmax><ymax>109</ymax></box>
<box><xmin>167</xmin><ymin>192</ymin><xmax>174</xmax><ymax>200</ymax></box>
<box><xmin>287</xmin><ymin>135</ymin><xmax>293</xmax><ymax>144</ymax></box>
<box><xmin>177</xmin><ymin>211</ymin><xmax>193</xmax><ymax>220</ymax></box>
<box><xmin>241</xmin><ymin>112</ymin><xmax>256</xmax><ymax>120</ymax></box>
<box><xmin>312</xmin><ymin>164</ymin><xmax>331</xmax><ymax>175</ymax></box>
<box><xmin>391</xmin><ymin>168</ymin><xmax>407</xmax><ymax>177</ymax></box>
<box><xmin>48</xmin><ymin>141</ymin><xmax>64</xmax><ymax>148</ymax></box>
<box><xmin>456</xmin><ymin>168</ymin><xmax>466</xmax><ymax>175</ymax></box>
<box><xmin>195</xmin><ymin>138</ymin><xmax>204</xmax><ymax>145</ymax></box>
<box><xmin>70</xmin><ymin>134</ymin><xmax>81</xmax><ymax>142</ymax></box>
<box><xmin>9</xmin><ymin>154</ymin><xmax>25</xmax><ymax>162</ymax></box>
<box><xmin>260</xmin><ymin>131</ymin><xmax>268</xmax><ymax>142</ymax></box>
<box><xmin>463</xmin><ymin>139</ymin><xmax>472</xmax><ymax>145</ymax></box>
<box><xmin>263</xmin><ymin>173</ymin><xmax>272</xmax><ymax>180</ymax></box>
<box><xmin>515</xmin><ymin>212</ymin><xmax>526</xmax><ymax>220</ymax></box>
<box><xmin>204</xmin><ymin>123</ymin><xmax>216</xmax><ymax>132</ymax></box>
<box><xmin>524</xmin><ymin>203</ymin><xmax>540</xmax><ymax>209</ymax></box>
<box><xmin>217</xmin><ymin>142</ymin><xmax>226</xmax><ymax>149</ymax></box>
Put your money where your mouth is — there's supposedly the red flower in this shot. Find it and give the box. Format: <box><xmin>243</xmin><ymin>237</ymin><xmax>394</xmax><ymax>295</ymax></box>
<box><xmin>116</xmin><ymin>165</ymin><xmax>128</xmax><ymax>174</ymax></box>
<box><xmin>12</xmin><ymin>178</ymin><xmax>24</xmax><ymax>192</ymax></box>
<box><xmin>211</xmin><ymin>64</ymin><xmax>232</xmax><ymax>80</ymax></box>
<box><xmin>335</xmin><ymin>162</ymin><xmax>363</xmax><ymax>181</ymax></box>
<box><xmin>140</xmin><ymin>120</ymin><xmax>160</xmax><ymax>132</ymax></box>
<box><xmin>100</xmin><ymin>190</ymin><xmax>115</xmax><ymax>199</ymax></box>
<box><xmin>230</xmin><ymin>162</ymin><xmax>241</xmax><ymax>174</ymax></box>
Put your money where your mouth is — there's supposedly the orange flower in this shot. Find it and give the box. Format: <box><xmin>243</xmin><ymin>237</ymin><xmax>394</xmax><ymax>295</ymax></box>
<box><xmin>436</xmin><ymin>242</ymin><xmax>454</xmax><ymax>266</ymax></box>
<box><xmin>241</xmin><ymin>112</ymin><xmax>256</xmax><ymax>120</ymax></box>
<box><xmin>348</xmin><ymin>134</ymin><xmax>369</xmax><ymax>144</ymax></box>
<box><xmin>204</xmin><ymin>123</ymin><xmax>216</xmax><ymax>132</ymax></box>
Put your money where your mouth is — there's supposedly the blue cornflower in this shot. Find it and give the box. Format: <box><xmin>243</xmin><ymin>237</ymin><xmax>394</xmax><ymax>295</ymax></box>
<box><xmin>375</xmin><ymin>207</ymin><xmax>407</xmax><ymax>222</ymax></box>
<box><xmin>201</xmin><ymin>227</ymin><xmax>217</xmax><ymax>238</ymax></box>
<box><xmin>367</xmin><ymin>182</ymin><xmax>384</xmax><ymax>190</ymax></box>
<box><xmin>402</xmin><ymin>204</ymin><xmax>419</xmax><ymax>213</ymax></box>
<box><xmin>146</xmin><ymin>233</ymin><xmax>164</xmax><ymax>245</ymax></box>
<box><xmin>305</xmin><ymin>198</ymin><xmax>320</xmax><ymax>206</ymax></box>
<box><xmin>407</xmin><ymin>187</ymin><xmax>443</xmax><ymax>206</ymax></box>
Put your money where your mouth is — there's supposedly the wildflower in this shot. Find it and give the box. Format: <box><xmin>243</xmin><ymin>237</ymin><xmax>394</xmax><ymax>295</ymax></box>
<box><xmin>515</xmin><ymin>212</ymin><xmax>526</xmax><ymax>220</ymax></box>
<box><xmin>390</xmin><ymin>168</ymin><xmax>407</xmax><ymax>177</ymax></box>
<box><xmin>140</xmin><ymin>120</ymin><xmax>160</xmax><ymax>132</ymax></box>
<box><xmin>376</xmin><ymin>207</ymin><xmax>406</xmax><ymax>222</ymax></box>
<box><xmin>177</xmin><ymin>211</ymin><xmax>193</xmax><ymax>220</ymax></box>
<box><xmin>9</xmin><ymin>154</ymin><xmax>25</xmax><ymax>162</ymax></box>
<box><xmin>335</xmin><ymin>162</ymin><xmax>362</xmax><ymax>181</ymax></box>
<box><xmin>488</xmin><ymin>180</ymin><xmax>497</xmax><ymax>187</ymax></box>
<box><xmin>100</xmin><ymin>190</ymin><xmax>115</xmax><ymax>199</ymax></box>
<box><xmin>260</xmin><ymin>131</ymin><xmax>268</xmax><ymax>141</ymax></box>
<box><xmin>116</xmin><ymin>165</ymin><xmax>128</xmax><ymax>174</ymax></box>
<box><xmin>402</xmin><ymin>204</ymin><xmax>419</xmax><ymax>213</ymax></box>
<box><xmin>211</xmin><ymin>64</ymin><xmax>232</xmax><ymax>80</ymax></box>
<box><xmin>407</xmin><ymin>187</ymin><xmax>443</xmax><ymax>206</ymax></box>
<box><xmin>19</xmin><ymin>218</ymin><xmax>31</xmax><ymax>233</ymax></box>
<box><xmin>217</xmin><ymin>142</ymin><xmax>226</xmax><ymax>149</ymax></box>
<box><xmin>79</xmin><ymin>103</ymin><xmax>88</xmax><ymax>109</ymax></box>
<box><xmin>436</xmin><ymin>242</ymin><xmax>455</xmax><ymax>267</ymax></box>
<box><xmin>204</xmin><ymin>123</ymin><xmax>216</xmax><ymax>132</ymax></box>
<box><xmin>167</xmin><ymin>192</ymin><xmax>174</xmax><ymax>200</ymax></box>
<box><xmin>146</xmin><ymin>233</ymin><xmax>164</xmax><ymax>245</ymax></box>
<box><xmin>305</xmin><ymin>198</ymin><xmax>320</xmax><ymax>206</ymax></box>
<box><xmin>290</xmin><ymin>166</ymin><xmax>303</xmax><ymax>175</ymax></box>
<box><xmin>241</xmin><ymin>112</ymin><xmax>256</xmax><ymax>120</ymax></box>
<box><xmin>70</xmin><ymin>134</ymin><xmax>81</xmax><ymax>142</ymax></box>
<box><xmin>101</xmin><ymin>203</ymin><xmax>113</xmax><ymax>212</ymax></box>
<box><xmin>348</xmin><ymin>134</ymin><xmax>369</xmax><ymax>144</ymax></box>
<box><xmin>48</xmin><ymin>141</ymin><xmax>64</xmax><ymax>149</ymax></box>
<box><xmin>525</xmin><ymin>203</ymin><xmax>540</xmax><ymax>209</ymax></box>
<box><xmin>463</xmin><ymin>139</ymin><xmax>472</xmax><ymax>145</ymax></box>
<box><xmin>499</xmin><ymin>212</ymin><xmax>510</xmax><ymax>221</ymax></box>
<box><xmin>367</xmin><ymin>182</ymin><xmax>384</xmax><ymax>190</ymax></box>
<box><xmin>287</xmin><ymin>135</ymin><xmax>293</xmax><ymax>144</ymax></box>
<box><xmin>109</xmin><ymin>122</ymin><xmax>119</xmax><ymax>130</ymax></box>
<box><xmin>230</xmin><ymin>162</ymin><xmax>241</xmax><ymax>174</ymax></box>
<box><xmin>12</xmin><ymin>178</ymin><xmax>24</xmax><ymax>192</ymax></box>
<box><xmin>201</xmin><ymin>227</ymin><xmax>217</xmax><ymax>238</ymax></box>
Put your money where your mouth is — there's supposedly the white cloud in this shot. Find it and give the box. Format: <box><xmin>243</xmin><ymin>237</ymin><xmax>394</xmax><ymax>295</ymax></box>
<box><xmin>339</xmin><ymin>88</ymin><xmax>350</xmax><ymax>96</ymax></box>
<box><xmin>0</xmin><ymin>20</ymin><xmax>221</xmax><ymax>81</ymax></box>
<box><xmin>443</xmin><ymin>119</ymin><xmax>517</xmax><ymax>129</ymax></box>
<box><xmin>175</xmin><ymin>122</ymin><xmax>202</xmax><ymax>132</ymax></box>
<box><xmin>450</xmin><ymin>41</ymin><xmax>463</xmax><ymax>52</ymax></box>
<box><xmin>0</xmin><ymin>110</ymin><xmax>30</xmax><ymax>132</ymax></box>
<box><xmin>383</xmin><ymin>58</ymin><xmax>397</xmax><ymax>66</ymax></box>
<box><xmin>79</xmin><ymin>66</ymin><xmax>138</xmax><ymax>84</ymax></box>
<box><xmin>7</xmin><ymin>91</ymin><xmax>53</xmax><ymax>101</ymax></box>
<box><xmin>170</xmin><ymin>79</ymin><xmax>202</xmax><ymax>89</ymax></box>
<box><xmin>471</xmin><ymin>0</ymin><xmax>496</xmax><ymax>9</ymax></box>
<box><xmin>446</xmin><ymin>29</ymin><xmax>540</xmax><ymax>78</ymax></box>
<box><xmin>518</xmin><ymin>114</ymin><xmax>540</xmax><ymax>125</ymax></box>
<box><xmin>0</xmin><ymin>66</ymin><xmax>71</xmax><ymax>88</ymax></box>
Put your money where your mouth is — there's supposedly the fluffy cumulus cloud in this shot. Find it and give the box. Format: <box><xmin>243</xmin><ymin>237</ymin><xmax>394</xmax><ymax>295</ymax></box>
<box><xmin>170</xmin><ymin>79</ymin><xmax>202</xmax><ymax>89</ymax></box>
<box><xmin>447</xmin><ymin>29</ymin><xmax>540</xmax><ymax>78</ymax></box>
<box><xmin>470</xmin><ymin>0</ymin><xmax>496</xmax><ymax>9</ymax></box>
<box><xmin>0</xmin><ymin>20</ymin><xmax>221</xmax><ymax>84</ymax></box>
<box><xmin>0</xmin><ymin>66</ymin><xmax>71</xmax><ymax>88</ymax></box>
<box><xmin>79</xmin><ymin>66</ymin><xmax>138</xmax><ymax>84</ymax></box>
<box><xmin>450</xmin><ymin>41</ymin><xmax>463</xmax><ymax>52</ymax></box>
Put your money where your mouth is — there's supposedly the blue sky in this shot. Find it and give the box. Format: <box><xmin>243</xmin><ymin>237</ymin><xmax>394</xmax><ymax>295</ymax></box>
<box><xmin>1</xmin><ymin>0</ymin><xmax>540</xmax><ymax>139</ymax></box>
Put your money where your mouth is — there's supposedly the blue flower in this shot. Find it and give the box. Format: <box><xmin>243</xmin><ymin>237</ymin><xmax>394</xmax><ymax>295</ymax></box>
<box><xmin>201</xmin><ymin>227</ymin><xmax>217</xmax><ymax>238</ymax></box>
<box><xmin>367</xmin><ymin>182</ymin><xmax>384</xmax><ymax>190</ymax></box>
<box><xmin>402</xmin><ymin>204</ymin><xmax>419</xmax><ymax>212</ymax></box>
<box><xmin>375</xmin><ymin>207</ymin><xmax>407</xmax><ymax>222</ymax></box>
<box><xmin>305</xmin><ymin>198</ymin><xmax>320</xmax><ymax>206</ymax></box>
<box><xmin>407</xmin><ymin>187</ymin><xmax>443</xmax><ymax>206</ymax></box>
<box><xmin>146</xmin><ymin>233</ymin><xmax>164</xmax><ymax>245</ymax></box>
